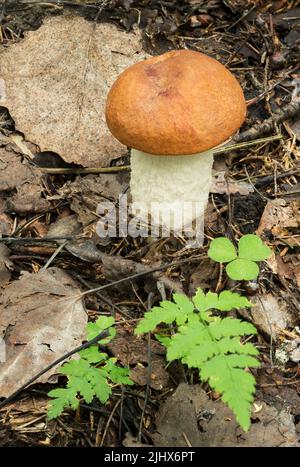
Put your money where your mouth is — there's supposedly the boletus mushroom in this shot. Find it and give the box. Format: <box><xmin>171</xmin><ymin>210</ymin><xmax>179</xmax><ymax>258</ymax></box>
<box><xmin>105</xmin><ymin>50</ymin><xmax>246</xmax><ymax>240</ymax></box>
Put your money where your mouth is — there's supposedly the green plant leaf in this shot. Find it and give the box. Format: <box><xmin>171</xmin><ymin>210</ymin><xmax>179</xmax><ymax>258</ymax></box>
<box><xmin>86</xmin><ymin>316</ymin><xmax>115</xmax><ymax>342</ymax></box>
<box><xmin>193</xmin><ymin>289</ymin><xmax>252</xmax><ymax>312</ymax></box>
<box><xmin>183</xmin><ymin>336</ymin><xmax>258</xmax><ymax>368</ymax></box>
<box><xmin>200</xmin><ymin>361</ymin><xmax>257</xmax><ymax>431</ymax></box>
<box><xmin>47</xmin><ymin>387</ymin><xmax>79</xmax><ymax>420</ymax></box>
<box><xmin>105</xmin><ymin>358</ymin><xmax>134</xmax><ymax>385</ymax></box>
<box><xmin>226</xmin><ymin>259</ymin><xmax>260</xmax><ymax>281</ymax></box>
<box><xmin>67</xmin><ymin>375</ymin><xmax>95</xmax><ymax>403</ymax></box>
<box><xmin>135</xmin><ymin>294</ymin><xmax>194</xmax><ymax>335</ymax></box>
<box><xmin>132</xmin><ymin>288</ymin><xmax>260</xmax><ymax>432</ymax></box>
<box><xmin>166</xmin><ymin>321</ymin><xmax>208</xmax><ymax>361</ymax></box>
<box><xmin>216</xmin><ymin>291</ymin><xmax>252</xmax><ymax>310</ymax></box>
<box><xmin>134</xmin><ymin>305</ymin><xmax>176</xmax><ymax>334</ymax></box>
<box><xmin>155</xmin><ymin>333</ymin><xmax>172</xmax><ymax>347</ymax></box>
<box><xmin>91</xmin><ymin>374</ymin><xmax>112</xmax><ymax>403</ymax></box>
<box><xmin>208</xmin><ymin>237</ymin><xmax>237</xmax><ymax>263</ymax></box>
<box><xmin>47</xmin><ymin>318</ymin><xmax>133</xmax><ymax>420</ymax></box>
<box><xmin>79</xmin><ymin>347</ymin><xmax>107</xmax><ymax>363</ymax></box>
<box><xmin>238</xmin><ymin>234</ymin><xmax>272</xmax><ymax>262</ymax></box>
<box><xmin>209</xmin><ymin>317</ymin><xmax>257</xmax><ymax>339</ymax></box>
<box><xmin>59</xmin><ymin>358</ymin><xmax>91</xmax><ymax>377</ymax></box>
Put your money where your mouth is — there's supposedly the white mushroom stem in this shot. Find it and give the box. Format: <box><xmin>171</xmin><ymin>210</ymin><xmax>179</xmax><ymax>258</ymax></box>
<box><xmin>130</xmin><ymin>149</ymin><xmax>214</xmax><ymax>241</ymax></box>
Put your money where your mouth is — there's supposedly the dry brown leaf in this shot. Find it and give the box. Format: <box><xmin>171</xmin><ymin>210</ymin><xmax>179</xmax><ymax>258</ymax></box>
<box><xmin>0</xmin><ymin>244</ymin><xmax>12</xmax><ymax>287</ymax></box>
<box><xmin>276</xmin><ymin>254</ymin><xmax>300</xmax><ymax>289</ymax></box>
<box><xmin>151</xmin><ymin>383</ymin><xmax>202</xmax><ymax>447</ymax></box>
<box><xmin>58</xmin><ymin>173</ymin><xmax>129</xmax><ymax>226</ymax></box>
<box><xmin>197</xmin><ymin>393</ymin><xmax>299</xmax><ymax>447</ymax></box>
<box><xmin>152</xmin><ymin>383</ymin><xmax>299</xmax><ymax>447</ymax></box>
<box><xmin>0</xmin><ymin>212</ymin><xmax>13</xmax><ymax>236</ymax></box>
<box><xmin>130</xmin><ymin>358</ymin><xmax>169</xmax><ymax>391</ymax></box>
<box><xmin>211</xmin><ymin>171</ymin><xmax>254</xmax><ymax>196</ymax></box>
<box><xmin>0</xmin><ymin>267</ymin><xmax>87</xmax><ymax>397</ymax></box>
<box><xmin>108</xmin><ymin>328</ymin><xmax>169</xmax><ymax>390</ymax></box>
<box><xmin>188</xmin><ymin>257</ymin><xmax>219</xmax><ymax>295</ymax></box>
<box><xmin>256</xmin><ymin>198</ymin><xmax>300</xmax><ymax>246</ymax></box>
<box><xmin>0</xmin><ymin>147</ymin><xmax>49</xmax><ymax>215</ymax></box>
<box><xmin>244</xmin><ymin>293</ymin><xmax>296</xmax><ymax>341</ymax></box>
<box><xmin>0</xmin><ymin>15</ymin><xmax>148</xmax><ymax>167</ymax></box>
<box><xmin>0</xmin><ymin>147</ymin><xmax>34</xmax><ymax>192</ymax></box>
<box><xmin>108</xmin><ymin>328</ymin><xmax>165</xmax><ymax>361</ymax></box>
<box><xmin>102</xmin><ymin>254</ymin><xmax>183</xmax><ymax>294</ymax></box>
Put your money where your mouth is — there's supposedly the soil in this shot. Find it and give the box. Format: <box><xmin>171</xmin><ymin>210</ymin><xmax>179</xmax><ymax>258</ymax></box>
<box><xmin>0</xmin><ymin>0</ymin><xmax>300</xmax><ymax>448</ymax></box>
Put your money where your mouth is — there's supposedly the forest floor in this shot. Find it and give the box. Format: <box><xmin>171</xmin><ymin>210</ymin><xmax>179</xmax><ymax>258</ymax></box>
<box><xmin>0</xmin><ymin>0</ymin><xmax>300</xmax><ymax>447</ymax></box>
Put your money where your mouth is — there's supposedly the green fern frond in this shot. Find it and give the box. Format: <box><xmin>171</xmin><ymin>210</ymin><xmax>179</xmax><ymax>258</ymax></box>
<box><xmin>135</xmin><ymin>288</ymin><xmax>259</xmax><ymax>431</ymax></box>
<box><xmin>193</xmin><ymin>289</ymin><xmax>252</xmax><ymax>312</ymax></box>
<box><xmin>47</xmin><ymin>317</ymin><xmax>133</xmax><ymax>420</ymax></box>
<box><xmin>135</xmin><ymin>293</ymin><xmax>194</xmax><ymax>334</ymax></box>
<box><xmin>209</xmin><ymin>317</ymin><xmax>257</xmax><ymax>339</ymax></box>
<box><xmin>47</xmin><ymin>387</ymin><xmax>78</xmax><ymax>420</ymax></box>
<box><xmin>200</xmin><ymin>360</ymin><xmax>258</xmax><ymax>431</ymax></box>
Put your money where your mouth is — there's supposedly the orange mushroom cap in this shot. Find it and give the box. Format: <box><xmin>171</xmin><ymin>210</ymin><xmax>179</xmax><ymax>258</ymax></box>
<box><xmin>105</xmin><ymin>49</ymin><xmax>246</xmax><ymax>156</ymax></box>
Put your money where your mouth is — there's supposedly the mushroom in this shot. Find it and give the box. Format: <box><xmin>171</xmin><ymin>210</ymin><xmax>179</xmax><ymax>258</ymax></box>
<box><xmin>105</xmin><ymin>50</ymin><xmax>246</xmax><ymax>240</ymax></box>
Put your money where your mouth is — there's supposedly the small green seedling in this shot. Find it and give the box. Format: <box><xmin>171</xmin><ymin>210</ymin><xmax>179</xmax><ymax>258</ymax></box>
<box><xmin>208</xmin><ymin>234</ymin><xmax>271</xmax><ymax>280</ymax></box>
<box><xmin>47</xmin><ymin>316</ymin><xmax>133</xmax><ymax>420</ymax></box>
<box><xmin>135</xmin><ymin>289</ymin><xmax>259</xmax><ymax>432</ymax></box>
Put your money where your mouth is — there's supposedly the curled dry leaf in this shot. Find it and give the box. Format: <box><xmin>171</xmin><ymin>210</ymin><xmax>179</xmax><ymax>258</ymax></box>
<box><xmin>267</xmin><ymin>253</ymin><xmax>300</xmax><ymax>290</ymax></box>
<box><xmin>0</xmin><ymin>267</ymin><xmax>87</xmax><ymax>397</ymax></box>
<box><xmin>0</xmin><ymin>147</ymin><xmax>49</xmax><ymax>215</ymax></box>
<box><xmin>108</xmin><ymin>328</ymin><xmax>169</xmax><ymax>391</ymax></box>
<box><xmin>0</xmin><ymin>147</ymin><xmax>35</xmax><ymax>192</ymax></box>
<box><xmin>256</xmin><ymin>198</ymin><xmax>300</xmax><ymax>246</ymax></box>
<box><xmin>0</xmin><ymin>15</ymin><xmax>148</xmax><ymax>167</ymax></box>
<box><xmin>102</xmin><ymin>255</ymin><xmax>183</xmax><ymax>294</ymax></box>
<box><xmin>58</xmin><ymin>173</ymin><xmax>129</xmax><ymax>227</ymax></box>
<box><xmin>0</xmin><ymin>244</ymin><xmax>12</xmax><ymax>287</ymax></box>
<box><xmin>211</xmin><ymin>171</ymin><xmax>254</xmax><ymax>196</ymax></box>
<box><xmin>0</xmin><ymin>212</ymin><xmax>13</xmax><ymax>236</ymax></box>
<box><xmin>239</xmin><ymin>293</ymin><xmax>296</xmax><ymax>342</ymax></box>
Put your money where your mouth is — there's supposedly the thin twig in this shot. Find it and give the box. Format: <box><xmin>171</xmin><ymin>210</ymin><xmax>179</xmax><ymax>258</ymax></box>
<box><xmin>215</xmin><ymin>134</ymin><xmax>283</xmax><ymax>154</ymax></box>
<box><xmin>138</xmin><ymin>293</ymin><xmax>154</xmax><ymax>443</ymax></box>
<box><xmin>40</xmin><ymin>165</ymin><xmax>130</xmax><ymax>175</ymax></box>
<box><xmin>79</xmin><ymin>255</ymin><xmax>205</xmax><ymax>299</ymax></box>
<box><xmin>234</xmin><ymin>101</ymin><xmax>300</xmax><ymax>142</ymax></box>
<box><xmin>100</xmin><ymin>399</ymin><xmax>121</xmax><ymax>447</ymax></box>
<box><xmin>254</xmin><ymin>167</ymin><xmax>300</xmax><ymax>188</ymax></box>
<box><xmin>39</xmin><ymin>136</ymin><xmax>283</xmax><ymax>175</ymax></box>
<box><xmin>40</xmin><ymin>240</ymin><xmax>68</xmax><ymax>271</ymax></box>
<box><xmin>0</xmin><ymin>236</ymin><xmax>74</xmax><ymax>243</ymax></box>
<box><xmin>243</xmin><ymin>164</ymin><xmax>270</xmax><ymax>201</ymax></box>
<box><xmin>72</xmin><ymin>271</ymin><xmax>132</xmax><ymax>319</ymax></box>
